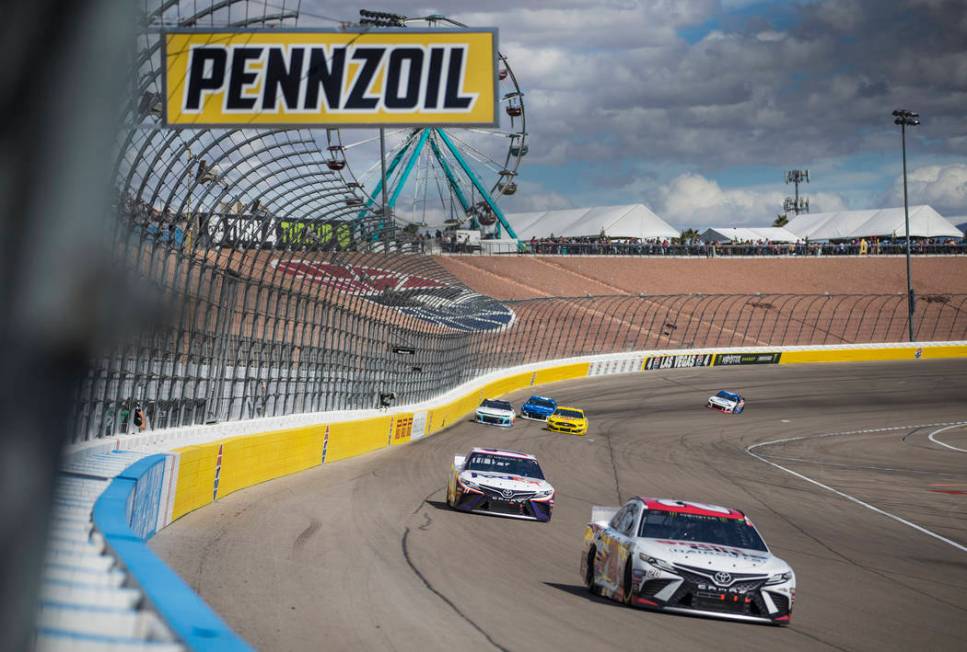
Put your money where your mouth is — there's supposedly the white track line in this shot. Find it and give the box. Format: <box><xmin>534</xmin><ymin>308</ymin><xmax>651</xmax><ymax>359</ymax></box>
<box><xmin>928</xmin><ymin>424</ymin><xmax>967</xmax><ymax>453</ymax></box>
<box><xmin>747</xmin><ymin>422</ymin><xmax>967</xmax><ymax>554</ymax></box>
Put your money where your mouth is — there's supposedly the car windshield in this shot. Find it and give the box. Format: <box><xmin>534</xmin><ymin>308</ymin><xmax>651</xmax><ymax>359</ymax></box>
<box><xmin>481</xmin><ymin>399</ymin><xmax>512</xmax><ymax>411</ymax></box>
<box><xmin>554</xmin><ymin>409</ymin><xmax>583</xmax><ymax>419</ymax></box>
<box><xmin>529</xmin><ymin>397</ymin><xmax>555</xmax><ymax>408</ymax></box>
<box><xmin>716</xmin><ymin>391</ymin><xmax>739</xmax><ymax>401</ymax></box>
<box><xmin>638</xmin><ymin>511</ymin><xmax>767</xmax><ymax>552</ymax></box>
<box><xmin>465</xmin><ymin>453</ymin><xmax>544</xmax><ymax>479</ymax></box>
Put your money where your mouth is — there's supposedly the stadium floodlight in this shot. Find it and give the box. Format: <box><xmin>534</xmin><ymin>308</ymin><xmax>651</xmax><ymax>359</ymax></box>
<box><xmin>893</xmin><ymin>108</ymin><xmax>920</xmax><ymax>342</ymax></box>
<box><xmin>783</xmin><ymin>169</ymin><xmax>810</xmax><ymax>215</ymax></box>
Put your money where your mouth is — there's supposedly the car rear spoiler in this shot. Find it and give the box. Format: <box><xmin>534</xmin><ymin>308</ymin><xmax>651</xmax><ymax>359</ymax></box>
<box><xmin>590</xmin><ymin>505</ymin><xmax>619</xmax><ymax>528</ymax></box>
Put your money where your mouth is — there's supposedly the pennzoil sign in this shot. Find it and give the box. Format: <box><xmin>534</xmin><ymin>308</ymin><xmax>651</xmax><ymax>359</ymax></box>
<box><xmin>162</xmin><ymin>29</ymin><xmax>498</xmax><ymax>127</ymax></box>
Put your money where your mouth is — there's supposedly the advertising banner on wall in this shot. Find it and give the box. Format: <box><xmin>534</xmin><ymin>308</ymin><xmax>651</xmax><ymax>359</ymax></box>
<box><xmin>643</xmin><ymin>353</ymin><xmax>715</xmax><ymax>370</ymax></box>
<box><xmin>163</xmin><ymin>29</ymin><xmax>498</xmax><ymax>127</ymax></box>
<box><xmin>714</xmin><ymin>352</ymin><xmax>783</xmax><ymax>366</ymax></box>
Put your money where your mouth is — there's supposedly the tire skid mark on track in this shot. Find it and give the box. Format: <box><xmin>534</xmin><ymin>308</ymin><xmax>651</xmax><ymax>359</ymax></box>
<box><xmin>401</xmin><ymin>527</ymin><xmax>510</xmax><ymax>652</ymax></box>
<box><xmin>602</xmin><ymin>427</ymin><xmax>625</xmax><ymax>504</ymax></box>
<box><xmin>748</xmin><ymin>422</ymin><xmax>967</xmax><ymax>554</ymax></box>
<box><xmin>292</xmin><ymin>516</ymin><xmax>321</xmax><ymax>552</ymax></box>
<box><xmin>412</xmin><ymin>486</ymin><xmax>444</xmax><ymax>515</ymax></box>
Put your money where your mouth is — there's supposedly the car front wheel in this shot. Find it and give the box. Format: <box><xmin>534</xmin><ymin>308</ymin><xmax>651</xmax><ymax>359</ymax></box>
<box><xmin>623</xmin><ymin>560</ymin><xmax>635</xmax><ymax>606</ymax></box>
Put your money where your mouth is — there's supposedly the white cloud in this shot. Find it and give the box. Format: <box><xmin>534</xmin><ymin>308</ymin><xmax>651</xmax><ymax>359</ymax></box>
<box><xmin>884</xmin><ymin>163</ymin><xmax>967</xmax><ymax>215</ymax></box>
<box><xmin>652</xmin><ymin>173</ymin><xmax>847</xmax><ymax>229</ymax></box>
<box><xmin>502</xmin><ymin>181</ymin><xmax>575</xmax><ymax>213</ymax></box>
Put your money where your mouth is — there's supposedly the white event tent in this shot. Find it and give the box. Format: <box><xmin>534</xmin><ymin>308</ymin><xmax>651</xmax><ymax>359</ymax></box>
<box><xmin>507</xmin><ymin>204</ymin><xmax>679</xmax><ymax>240</ymax></box>
<box><xmin>784</xmin><ymin>205</ymin><xmax>962</xmax><ymax>240</ymax></box>
<box><xmin>700</xmin><ymin>226</ymin><xmax>800</xmax><ymax>243</ymax></box>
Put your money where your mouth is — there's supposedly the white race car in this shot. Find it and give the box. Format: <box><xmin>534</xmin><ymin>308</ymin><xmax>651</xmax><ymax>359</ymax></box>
<box><xmin>475</xmin><ymin>398</ymin><xmax>516</xmax><ymax>427</ymax></box>
<box><xmin>707</xmin><ymin>390</ymin><xmax>746</xmax><ymax>414</ymax></box>
<box><xmin>447</xmin><ymin>448</ymin><xmax>555</xmax><ymax>521</ymax></box>
<box><xmin>580</xmin><ymin>498</ymin><xmax>795</xmax><ymax>624</ymax></box>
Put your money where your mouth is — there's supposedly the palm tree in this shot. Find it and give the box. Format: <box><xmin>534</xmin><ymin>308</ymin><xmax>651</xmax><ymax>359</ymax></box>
<box><xmin>680</xmin><ymin>228</ymin><xmax>700</xmax><ymax>240</ymax></box>
<box><xmin>773</xmin><ymin>214</ymin><xmax>789</xmax><ymax>227</ymax></box>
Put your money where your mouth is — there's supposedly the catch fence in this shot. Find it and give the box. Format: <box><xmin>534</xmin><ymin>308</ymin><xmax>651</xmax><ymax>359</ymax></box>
<box><xmin>71</xmin><ymin>240</ymin><xmax>967</xmax><ymax>442</ymax></box>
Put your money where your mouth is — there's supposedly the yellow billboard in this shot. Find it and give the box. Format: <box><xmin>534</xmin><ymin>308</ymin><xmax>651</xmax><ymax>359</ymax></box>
<box><xmin>162</xmin><ymin>29</ymin><xmax>498</xmax><ymax>127</ymax></box>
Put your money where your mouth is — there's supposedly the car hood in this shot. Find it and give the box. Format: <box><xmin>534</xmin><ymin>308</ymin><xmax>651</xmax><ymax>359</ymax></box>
<box><xmin>476</xmin><ymin>407</ymin><xmax>515</xmax><ymax>418</ymax></box>
<box><xmin>709</xmin><ymin>396</ymin><xmax>737</xmax><ymax>406</ymax></box>
<box><xmin>636</xmin><ymin>538</ymin><xmax>786</xmax><ymax>574</ymax></box>
<box><xmin>551</xmin><ymin>414</ymin><xmax>584</xmax><ymax>423</ymax></box>
<box><xmin>460</xmin><ymin>470</ymin><xmax>552</xmax><ymax>493</ymax></box>
<box><xmin>523</xmin><ymin>403</ymin><xmax>555</xmax><ymax>413</ymax></box>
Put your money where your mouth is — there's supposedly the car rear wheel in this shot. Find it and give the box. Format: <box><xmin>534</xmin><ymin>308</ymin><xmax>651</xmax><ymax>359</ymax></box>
<box><xmin>585</xmin><ymin>548</ymin><xmax>599</xmax><ymax>595</ymax></box>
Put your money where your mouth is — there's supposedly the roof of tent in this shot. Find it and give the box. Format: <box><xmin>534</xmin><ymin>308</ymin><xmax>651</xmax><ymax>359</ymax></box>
<box><xmin>508</xmin><ymin>204</ymin><xmax>679</xmax><ymax>240</ymax></box>
<box><xmin>700</xmin><ymin>226</ymin><xmax>800</xmax><ymax>243</ymax></box>
<box><xmin>785</xmin><ymin>205</ymin><xmax>962</xmax><ymax>240</ymax></box>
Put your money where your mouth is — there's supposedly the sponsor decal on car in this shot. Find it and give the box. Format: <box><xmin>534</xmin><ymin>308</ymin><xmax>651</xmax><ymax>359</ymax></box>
<box><xmin>273</xmin><ymin>260</ymin><xmax>514</xmax><ymax>332</ymax></box>
<box><xmin>643</xmin><ymin>353</ymin><xmax>715</xmax><ymax>370</ymax></box>
<box><xmin>713</xmin><ymin>352</ymin><xmax>782</xmax><ymax>366</ymax></box>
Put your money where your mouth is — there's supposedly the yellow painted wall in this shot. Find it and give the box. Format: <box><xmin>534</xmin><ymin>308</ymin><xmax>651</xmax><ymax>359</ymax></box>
<box><xmin>534</xmin><ymin>362</ymin><xmax>591</xmax><ymax>385</ymax></box>
<box><xmin>171</xmin><ymin>442</ymin><xmax>220</xmax><ymax>521</ymax></box>
<box><xmin>216</xmin><ymin>424</ymin><xmax>326</xmax><ymax>499</ymax></box>
<box><xmin>780</xmin><ymin>345</ymin><xmax>967</xmax><ymax>365</ymax></box>
<box><xmin>325</xmin><ymin>416</ymin><xmax>393</xmax><ymax>463</ymax></box>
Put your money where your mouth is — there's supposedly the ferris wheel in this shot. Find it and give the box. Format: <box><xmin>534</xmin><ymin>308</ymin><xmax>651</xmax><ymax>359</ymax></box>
<box><xmin>324</xmin><ymin>12</ymin><xmax>527</xmax><ymax>240</ymax></box>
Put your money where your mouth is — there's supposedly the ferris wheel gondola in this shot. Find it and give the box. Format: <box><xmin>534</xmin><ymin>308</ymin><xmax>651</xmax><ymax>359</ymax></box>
<box><xmin>325</xmin><ymin>12</ymin><xmax>527</xmax><ymax>240</ymax></box>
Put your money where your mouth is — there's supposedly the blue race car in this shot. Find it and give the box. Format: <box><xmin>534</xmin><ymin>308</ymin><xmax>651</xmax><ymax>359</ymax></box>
<box><xmin>520</xmin><ymin>395</ymin><xmax>558</xmax><ymax>421</ymax></box>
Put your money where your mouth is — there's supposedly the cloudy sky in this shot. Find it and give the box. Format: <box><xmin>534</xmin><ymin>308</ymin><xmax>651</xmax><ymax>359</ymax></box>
<box><xmin>300</xmin><ymin>0</ymin><xmax>967</xmax><ymax>229</ymax></box>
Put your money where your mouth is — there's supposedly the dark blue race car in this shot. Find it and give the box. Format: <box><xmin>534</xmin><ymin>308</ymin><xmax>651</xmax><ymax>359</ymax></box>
<box><xmin>520</xmin><ymin>395</ymin><xmax>558</xmax><ymax>421</ymax></box>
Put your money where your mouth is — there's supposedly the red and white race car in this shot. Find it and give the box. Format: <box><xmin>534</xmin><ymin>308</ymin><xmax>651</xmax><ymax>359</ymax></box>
<box><xmin>580</xmin><ymin>498</ymin><xmax>795</xmax><ymax>624</ymax></box>
<box><xmin>446</xmin><ymin>448</ymin><xmax>555</xmax><ymax>522</ymax></box>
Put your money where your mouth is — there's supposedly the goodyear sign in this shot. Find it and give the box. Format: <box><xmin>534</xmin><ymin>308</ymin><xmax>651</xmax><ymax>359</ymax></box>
<box><xmin>162</xmin><ymin>29</ymin><xmax>498</xmax><ymax>127</ymax></box>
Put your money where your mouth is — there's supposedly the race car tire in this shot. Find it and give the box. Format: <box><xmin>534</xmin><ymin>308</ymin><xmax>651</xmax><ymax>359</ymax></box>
<box><xmin>622</xmin><ymin>560</ymin><xmax>634</xmax><ymax>606</ymax></box>
<box><xmin>585</xmin><ymin>547</ymin><xmax>600</xmax><ymax>595</ymax></box>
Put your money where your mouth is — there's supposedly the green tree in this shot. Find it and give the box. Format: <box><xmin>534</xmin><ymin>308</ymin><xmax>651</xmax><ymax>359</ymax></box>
<box><xmin>680</xmin><ymin>228</ymin><xmax>700</xmax><ymax>240</ymax></box>
<box><xmin>773</xmin><ymin>213</ymin><xmax>789</xmax><ymax>227</ymax></box>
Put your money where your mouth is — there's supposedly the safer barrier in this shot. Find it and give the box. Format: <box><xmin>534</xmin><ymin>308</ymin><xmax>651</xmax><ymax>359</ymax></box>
<box><xmin>92</xmin><ymin>454</ymin><xmax>252</xmax><ymax>651</ymax></box>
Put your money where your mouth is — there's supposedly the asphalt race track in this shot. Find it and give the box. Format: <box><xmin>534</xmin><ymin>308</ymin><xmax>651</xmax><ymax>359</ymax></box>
<box><xmin>152</xmin><ymin>361</ymin><xmax>967</xmax><ymax>651</ymax></box>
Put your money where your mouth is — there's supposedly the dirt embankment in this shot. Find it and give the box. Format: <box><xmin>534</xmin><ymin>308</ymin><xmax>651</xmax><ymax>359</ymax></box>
<box><xmin>435</xmin><ymin>256</ymin><xmax>967</xmax><ymax>299</ymax></box>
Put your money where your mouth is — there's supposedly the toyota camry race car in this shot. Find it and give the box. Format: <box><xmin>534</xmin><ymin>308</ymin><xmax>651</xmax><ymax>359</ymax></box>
<box><xmin>520</xmin><ymin>395</ymin><xmax>557</xmax><ymax>421</ymax></box>
<box><xmin>547</xmin><ymin>407</ymin><xmax>588</xmax><ymax>435</ymax></box>
<box><xmin>447</xmin><ymin>448</ymin><xmax>555</xmax><ymax>521</ymax></box>
<box><xmin>580</xmin><ymin>498</ymin><xmax>795</xmax><ymax>624</ymax></box>
<box><xmin>707</xmin><ymin>390</ymin><xmax>745</xmax><ymax>414</ymax></box>
<box><xmin>475</xmin><ymin>399</ymin><xmax>515</xmax><ymax>427</ymax></box>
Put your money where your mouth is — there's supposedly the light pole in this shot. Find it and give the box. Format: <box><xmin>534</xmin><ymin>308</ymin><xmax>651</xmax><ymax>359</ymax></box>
<box><xmin>893</xmin><ymin>109</ymin><xmax>919</xmax><ymax>342</ymax></box>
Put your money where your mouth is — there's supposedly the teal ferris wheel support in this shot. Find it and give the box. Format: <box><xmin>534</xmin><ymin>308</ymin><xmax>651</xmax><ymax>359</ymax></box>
<box><xmin>434</xmin><ymin>128</ymin><xmax>518</xmax><ymax>239</ymax></box>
